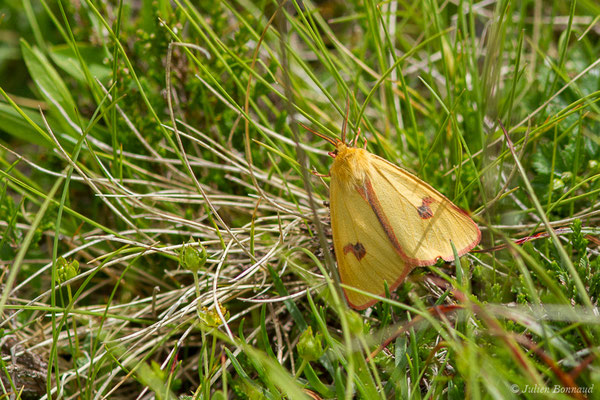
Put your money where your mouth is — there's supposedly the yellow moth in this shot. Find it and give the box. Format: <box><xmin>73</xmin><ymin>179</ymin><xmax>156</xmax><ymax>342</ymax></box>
<box><xmin>312</xmin><ymin>125</ymin><xmax>481</xmax><ymax>310</ymax></box>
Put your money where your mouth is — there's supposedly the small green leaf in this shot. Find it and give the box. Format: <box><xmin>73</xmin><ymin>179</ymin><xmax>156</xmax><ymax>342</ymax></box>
<box><xmin>21</xmin><ymin>39</ymin><xmax>77</xmax><ymax>125</ymax></box>
<box><xmin>0</xmin><ymin>102</ymin><xmax>53</xmax><ymax>147</ymax></box>
<box><xmin>49</xmin><ymin>43</ymin><xmax>111</xmax><ymax>83</ymax></box>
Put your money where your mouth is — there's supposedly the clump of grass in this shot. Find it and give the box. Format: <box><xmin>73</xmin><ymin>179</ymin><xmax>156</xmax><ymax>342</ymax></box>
<box><xmin>1</xmin><ymin>0</ymin><xmax>599</xmax><ymax>399</ymax></box>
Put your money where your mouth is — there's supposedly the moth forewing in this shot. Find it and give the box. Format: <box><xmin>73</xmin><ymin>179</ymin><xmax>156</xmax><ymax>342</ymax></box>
<box><xmin>329</xmin><ymin>170</ymin><xmax>415</xmax><ymax>309</ymax></box>
<box><xmin>325</xmin><ymin>134</ymin><xmax>480</xmax><ymax>310</ymax></box>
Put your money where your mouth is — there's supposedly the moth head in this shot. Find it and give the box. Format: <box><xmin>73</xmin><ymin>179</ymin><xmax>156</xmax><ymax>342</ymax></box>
<box><xmin>300</xmin><ymin>123</ymin><xmax>369</xmax><ymax>186</ymax></box>
<box><xmin>330</xmin><ymin>140</ymin><xmax>347</xmax><ymax>158</ymax></box>
<box><xmin>330</xmin><ymin>145</ymin><xmax>371</xmax><ymax>188</ymax></box>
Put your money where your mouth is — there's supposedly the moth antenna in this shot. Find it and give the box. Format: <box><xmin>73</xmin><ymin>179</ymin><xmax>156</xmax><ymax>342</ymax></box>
<box><xmin>299</xmin><ymin>122</ymin><xmax>337</xmax><ymax>146</ymax></box>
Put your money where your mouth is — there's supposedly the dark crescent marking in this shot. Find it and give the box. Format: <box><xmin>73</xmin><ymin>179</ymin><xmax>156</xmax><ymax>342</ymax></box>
<box><xmin>417</xmin><ymin>196</ymin><xmax>435</xmax><ymax>219</ymax></box>
<box><xmin>343</xmin><ymin>242</ymin><xmax>366</xmax><ymax>260</ymax></box>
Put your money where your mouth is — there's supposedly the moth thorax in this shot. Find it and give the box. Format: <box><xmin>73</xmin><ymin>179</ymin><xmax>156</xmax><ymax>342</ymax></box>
<box><xmin>331</xmin><ymin>146</ymin><xmax>371</xmax><ymax>189</ymax></box>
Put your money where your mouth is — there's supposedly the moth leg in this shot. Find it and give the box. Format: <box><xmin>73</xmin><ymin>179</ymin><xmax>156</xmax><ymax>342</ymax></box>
<box><xmin>311</xmin><ymin>168</ymin><xmax>330</xmax><ymax>178</ymax></box>
<box><xmin>352</xmin><ymin>127</ymin><xmax>362</xmax><ymax>147</ymax></box>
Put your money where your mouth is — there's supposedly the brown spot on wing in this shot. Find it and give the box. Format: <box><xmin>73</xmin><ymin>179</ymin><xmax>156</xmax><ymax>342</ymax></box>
<box><xmin>343</xmin><ymin>242</ymin><xmax>366</xmax><ymax>260</ymax></box>
<box><xmin>417</xmin><ymin>196</ymin><xmax>435</xmax><ymax>219</ymax></box>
